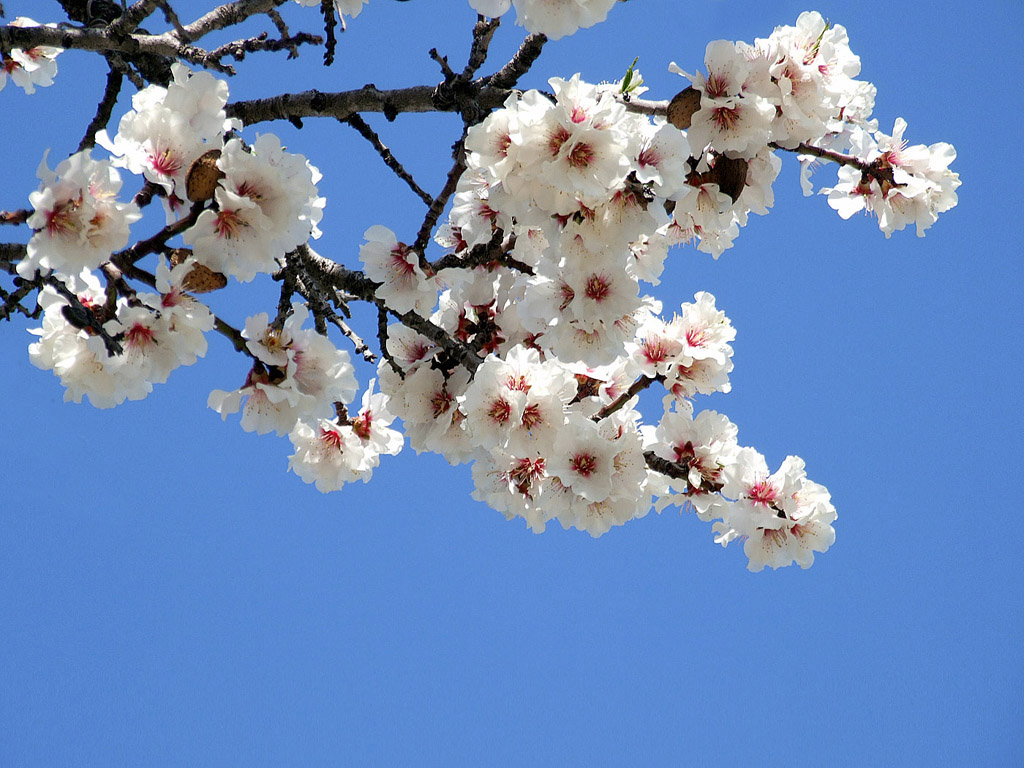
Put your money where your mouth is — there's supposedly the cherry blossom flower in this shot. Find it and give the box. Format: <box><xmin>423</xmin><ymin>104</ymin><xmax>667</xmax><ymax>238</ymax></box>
<box><xmin>19</xmin><ymin>151</ymin><xmax>140</xmax><ymax>287</ymax></box>
<box><xmin>360</xmin><ymin>225</ymin><xmax>438</xmax><ymax>316</ymax></box>
<box><xmin>0</xmin><ymin>18</ymin><xmax>61</xmax><ymax>95</ymax></box>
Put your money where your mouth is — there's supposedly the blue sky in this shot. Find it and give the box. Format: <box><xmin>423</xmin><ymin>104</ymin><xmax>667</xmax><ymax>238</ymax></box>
<box><xmin>1</xmin><ymin>0</ymin><xmax>1021</xmax><ymax>765</ymax></box>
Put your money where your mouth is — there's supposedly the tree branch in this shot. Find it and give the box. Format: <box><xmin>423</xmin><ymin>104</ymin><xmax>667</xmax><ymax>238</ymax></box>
<box><xmin>77</xmin><ymin>59</ymin><xmax>124</xmax><ymax>152</ymax></box>
<box><xmin>342</xmin><ymin>114</ymin><xmax>433</xmax><ymax>207</ymax></box>
<box><xmin>486</xmin><ymin>32</ymin><xmax>546</xmax><ymax>90</ymax></box>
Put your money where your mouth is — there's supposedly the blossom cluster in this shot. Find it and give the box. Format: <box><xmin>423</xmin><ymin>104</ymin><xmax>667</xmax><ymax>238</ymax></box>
<box><xmin>208</xmin><ymin>303</ymin><xmax>358</xmax><ymax>436</ymax></box>
<box><xmin>28</xmin><ymin>259</ymin><xmax>214</xmax><ymax>408</ymax></box>
<box><xmin>0</xmin><ymin>17</ymin><xmax>60</xmax><ymax>95</ymax></box>
<box><xmin>9</xmin><ymin>9</ymin><xmax>962</xmax><ymax>570</ymax></box>
<box><xmin>21</xmin><ymin>64</ymin><xmax>327</xmax><ymax>413</ymax></box>
<box><xmin>670</xmin><ymin>12</ymin><xmax>960</xmax><ymax>238</ymax></box>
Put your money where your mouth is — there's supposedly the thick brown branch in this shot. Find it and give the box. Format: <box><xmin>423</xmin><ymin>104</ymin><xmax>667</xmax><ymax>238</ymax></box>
<box><xmin>226</xmin><ymin>83</ymin><xmax>512</xmax><ymax>127</ymax></box>
<box><xmin>486</xmin><ymin>32</ymin><xmax>546</xmax><ymax>90</ymax></box>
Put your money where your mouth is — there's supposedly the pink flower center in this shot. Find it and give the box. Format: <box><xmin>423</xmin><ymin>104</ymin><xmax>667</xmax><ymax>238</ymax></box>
<box><xmin>570</xmin><ymin>452</ymin><xmax>598</xmax><ymax>477</ymax></box>
<box><xmin>148</xmin><ymin>146</ymin><xmax>183</xmax><ymax>178</ymax></box>
<box><xmin>236</xmin><ymin>180</ymin><xmax>263</xmax><ymax>201</ymax></box>
<box><xmin>685</xmin><ymin>327</ymin><xmax>708</xmax><ymax>347</ymax></box>
<box><xmin>641</xmin><ymin>336</ymin><xmax>670</xmax><ymax>364</ymax></box>
<box><xmin>521</xmin><ymin>403</ymin><xmax>543</xmax><ymax>430</ymax></box>
<box><xmin>584</xmin><ymin>274</ymin><xmax>611</xmax><ymax>302</ymax></box>
<box><xmin>506</xmin><ymin>457</ymin><xmax>546</xmax><ymax>497</ymax></box>
<box><xmin>44</xmin><ymin>198</ymin><xmax>80</xmax><ymax>238</ymax></box>
<box><xmin>214</xmin><ymin>209</ymin><xmax>247</xmax><ymax>240</ymax></box>
<box><xmin>430</xmin><ymin>389</ymin><xmax>453</xmax><ymax>418</ymax></box>
<box><xmin>506</xmin><ymin>374</ymin><xmax>530</xmax><ymax>392</ymax></box>
<box><xmin>548</xmin><ymin>126</ymin><xmax>571</xmax><ymax>158</ymax></box>
<box><xmin>749</xmin><ymin>479</ymin><xmax>778</xmax><ymax>505</ymax></box>
<box><xmin>352</xmin><ymin>412</ymin><xmax>372</xmax><ymax>441</ymax></box>
<box><xmin>319</xmin><ymin>427</ymin><xmax>344</xmax><ymax>450</ymax></box>
<box><xmin>126</xmin><ymin>323</ymin><xmax>155</xmax><ymax>349</ymax></box>
<box><xmin>566</xmin><ymin>142</ymin><xmax>595</xmax><ymax>169</ymax></box>
<box><xmin>637</xmin><ymin>146</ymin><xmax>660</xmax><ymax>168</ymax></box>
<box><xmin>704</xmin><ymin>73</ymin><xmax>729</xmax><ymax>99</ymax></box>
<box><xmin>487</xmin><ymin>397</ymin><xmax>512</xmax><ymax>424</ymax></box>
<box><xmin>390</xmin><ymin>244</ymin><xmax>416</xmax><ymax>276</ymax></box>
<box><xmin>711</xmin><ymin>106</ymin><xmax>741</xmax><ymax>132</ymax></box>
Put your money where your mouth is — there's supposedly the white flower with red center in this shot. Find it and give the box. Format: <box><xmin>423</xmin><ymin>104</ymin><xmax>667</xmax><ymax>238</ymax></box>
<box><xmin>550</xmin><ymin>408</ymin><xmax>650</xmax><ymax>537</ymax></box>
<box><xmin>462</xmin><ymin>345</ymin><xmax>576</xmax><ymax>453</ymax></box>
<box><xmin>382</xmin><ymin>364</ymin><xmax>473</xmax><ymax>463</ymax></box>
<box><xmin>288</xmin><ymin>381</ymin><xmax>403</xmax><ymax>492</ymax></box>
<box><xmin>552</xmin><ymin>188</ymin><xmax>667</xmax><ymax>256</ymax></box>
<box><xmin>671</xmin><ymin>41</ymin><xmax>775</xmax><ymax>158</ymax></box>
<box><xmin>105</xmin><ymin>304</ymin><xmax>181</xmax><ymax>388</ymax></box>
<box><xmin>448</xmin><ymin>170</ymin><xmax>512</xmax><ymax>248</ymax></box>
<box><xmin>218</xmin><ymin>135</ymin><xmax>325</xmax><ymax>252</ymax></box>
<box><xmin>27</xmin><ymin>275</ymin><xmax>131</xmax><ymax>409</ymax></box>
<box><xmin>633</xmin><ymin>123</ymin><xmax>691</xmax><ymax>199</ymax></box>
<box><xmin>628</xmin><ymin>315</ymin><xmax>684</xmax><ymax>377</ymax></box>
<box><xmin>141</xmin><ymin>257</ymin><xmax>216</xmax><ymax>367</ymax></box>
<box><xmin>563</xmin><ymin>262</ymin><xmax>642</xmax><ymax>334</ymax></box>
<box><xmin>546</xmin><ymin>413</ymin><xmax>620</xmax><ymax>503</ymax></box>
<box><xmin>360</xmin><ymin>225</ymin><xmax>438</xmax><ymax>316</ymax></box>
<box><xmin>184</xmin><ymin>186</ymin><xmax>277</xmax><ymax>282</ymax></box>
<box><xmin>464</xmin><ymin>95</ymin><xmax>523</xmax><ymax>184</ymax></box>
<box><xmin>98</xmin><ymin>64</ymin><xmax>235</xmax><ymax>202</ymax></box>
<box><xmin>720</xmin><ymin>449</ymin><xmax>804</xmax><ymax>518</ymax></box>
<box><xmin>471</xmin><ymin>448</ymin><xmax>557</xmax><ymax>533</ymax></box>
<box><xmin>714</xmin><ymin>452</ymin><xmax>836</xmax><ymax>571</ymax></box>
<box><xmin>0</xmin><ymin>18</ymin><xmax>61</xmax><ymax>95</ymax></box>
<box><xmin>675</xmin><ymin>291</ymin><xmax>736</xmax><ymax>367</ymax></box>
<box><xmin>19</xmin><ymin>150</ymin><xmax>140</xmax><ymax>287</ymax></box>
<box><xmin>210</xmin><ymin>304</ymin><xmax>357</xmax><ymax>435</ymax></box>
<box><xmin>208</xmin><ymin>363</ymin><xmax>307</xmax><ymax>436</ymax></box>
<box><xmin>824</xmin><ymin>119</ymin><xmax>959</xmax><ymax>238</ymax></box>
<box><xmin>645</xmin><ymin>405</ymin><xmax>740</xmax><ymax>516</ymax></box>
<box><xmin>733</xmin><ymin>477</ymin><xmax>836</xmax><ymax>571</ymax></box>
<box><xmin>348</xmin><ymin>379</ymin><xmax>404</xmax><ymax>461</ymax></box>
<box><xmin>383</xmin><ymin>323</ymin><xmax>439</xmax><ymax>372</ymax></box>
<box><xmin>530</xmin><ymin>75</ymin><xmax>631</xmax><ymax>206</ymax></box>
<box><xmin>288</xmin><ymin>419</ymin><xmax>365</xmax><ymax>491</ymax></box>
<box><xmin>100</xmin><ymin>105</ymin><xmax>206</xmax><ymax>196</ymax></box>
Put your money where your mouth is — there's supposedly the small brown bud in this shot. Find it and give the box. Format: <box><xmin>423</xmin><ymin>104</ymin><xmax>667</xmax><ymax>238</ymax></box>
<box><xmin>666</xmin><ymin>87</ymin><xmax>701</xmax><ymax>130</ymax></box>
<box><xmin>185</xmin><ymin>149</ymin><xmax>224</xmax><ymax>203</ymax></box>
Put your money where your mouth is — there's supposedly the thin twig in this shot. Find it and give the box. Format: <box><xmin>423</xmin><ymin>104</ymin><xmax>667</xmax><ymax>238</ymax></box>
<box><xmin>77</xmin><ymin>59</ymin><xmax>124</xmax><ymax>152</ymax></box>
<box><xmin>413</xmin><ymin>137</ymin><xmax>466</xmax><ymax>259</ymax></box>
<box><xmin>320</xmin><ymin>0</ymin><xmax>338</xmax><ymax>65</ymax></box>
<box><xmin>342</xmin><ymin>114</ymin><xmax>433</xmax><ymax>207</ymax></box>
<box><xmin>593</xmin><ymin>375</ymin><xmax>663</xmax><ymax>422</ymax></box>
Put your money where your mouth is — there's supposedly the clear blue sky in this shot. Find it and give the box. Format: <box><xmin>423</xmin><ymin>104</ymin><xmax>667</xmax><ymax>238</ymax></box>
<box><xmin>1</xmin><ymin>0</ymin><xmax>1021</xmax><ymax>765</ymax></box>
